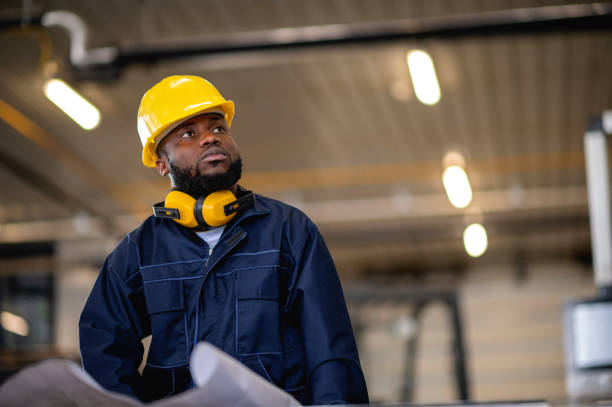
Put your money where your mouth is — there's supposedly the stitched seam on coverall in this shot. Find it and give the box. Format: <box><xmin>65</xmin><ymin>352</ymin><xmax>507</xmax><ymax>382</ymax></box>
<box><xmin>230</xmin><ymin>249</ymin><xmax>280</xmax><ymax>257</ymax></box>
<box><xmin>142</xmin><ymin>276</ymin><xmax>203</xmax><ymax>284</ymax></box>
<box><xmin>216</xmin><ymin>264</ymin><xmax>286</xmax><ymax>277</ymax></box>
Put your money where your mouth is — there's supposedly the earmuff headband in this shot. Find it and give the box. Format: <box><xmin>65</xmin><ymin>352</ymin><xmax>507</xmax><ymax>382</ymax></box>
<box><xmin>194</xmin><ymin>196</ymin><xmax>206</xmax><ymax>226</ymax></box>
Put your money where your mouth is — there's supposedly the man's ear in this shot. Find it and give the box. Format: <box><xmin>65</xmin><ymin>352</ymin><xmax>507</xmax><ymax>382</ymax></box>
<box><xmin>155</xmin><ymin>154</ymin><xmax>169</xmax><ymax>176</ymax></box>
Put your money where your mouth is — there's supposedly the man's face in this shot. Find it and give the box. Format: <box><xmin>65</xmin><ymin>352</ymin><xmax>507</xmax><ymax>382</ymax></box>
<box><xmin>155</xmin><ymin>113</ymin><xmax>242</xmax><ymax>197</ymax></box>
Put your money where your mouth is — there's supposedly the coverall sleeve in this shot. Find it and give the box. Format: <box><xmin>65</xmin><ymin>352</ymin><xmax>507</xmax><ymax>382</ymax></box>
<box><xmin>79</xmin><ymin>241</ymin><xmax>149</xmax><ymax>401</ymax></box>
<box><xmin>290</xmin><ymin>222</ymin><xmax>369</xmax><ymax>405</ymax></box>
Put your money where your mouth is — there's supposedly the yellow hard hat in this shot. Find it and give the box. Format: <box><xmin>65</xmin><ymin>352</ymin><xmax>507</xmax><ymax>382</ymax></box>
<box><xmin>137</xmin><ymin>75</ymin><xmax>235</xmax><ymax>167</ymax></box>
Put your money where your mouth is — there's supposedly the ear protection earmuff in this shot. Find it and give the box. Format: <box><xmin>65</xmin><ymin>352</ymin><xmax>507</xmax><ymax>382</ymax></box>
<box><xmin>153</xmin><ymin>189</ymin><xmax>255</xmax><ymax>228</ymax></box>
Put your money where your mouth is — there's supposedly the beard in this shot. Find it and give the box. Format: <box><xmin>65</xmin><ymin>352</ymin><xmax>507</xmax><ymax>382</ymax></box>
<box><xmin>169</xmin><ymin>156</ymin><xmax>243</xmax><ymax>199</ymax></box>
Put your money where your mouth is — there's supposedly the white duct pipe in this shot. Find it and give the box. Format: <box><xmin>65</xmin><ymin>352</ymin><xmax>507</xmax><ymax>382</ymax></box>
<box><xmin>41</xmin><ymin>10</ymin><xmax>117</xmax><ymax>67</ymax></box>
<box><xmin>584</xmin><ymin>110</ymin><xmax>612</xmax><ymax>288</ymax></box>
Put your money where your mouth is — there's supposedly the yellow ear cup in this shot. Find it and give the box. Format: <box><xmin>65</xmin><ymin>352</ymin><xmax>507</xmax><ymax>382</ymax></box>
<box><xmin>201</xmin><ymin>190</ymin><xmax>238</xmax><ymax>227</ymax></box>
<box><xmin>164</xmin><ymin>190</ymin><xmax>199</xmax><ymax>228</ymax></box>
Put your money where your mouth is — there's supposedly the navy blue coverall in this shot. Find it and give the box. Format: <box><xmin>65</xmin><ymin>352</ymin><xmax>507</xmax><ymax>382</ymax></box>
<box><xmin>79</xmin><ymin>192</ymin><xmax>369</xmax><ymax>405</ymax></box>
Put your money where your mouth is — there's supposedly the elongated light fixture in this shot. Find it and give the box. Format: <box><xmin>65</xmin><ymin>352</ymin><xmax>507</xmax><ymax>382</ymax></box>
<box><xmin>407</xmin><ymin>49</ymin><xmax>441</xmax><ymax>105</ymax></box>
<box><xmin>1</xmin><ymin>311</ymin><xmax>29</xmax><ymax>336</ymax></box>
<box><xmin>463</xmin><ymin>223</ymin><xmax>488</xmax><ymax>257</ymax></box>
<box><xmin>44</xmin><ymin>78</ymin><xmax>100</xmax><ymax>130</ymax></box>
<box><xmin>443</xmin><ymin>165</ymin><xmax>473</xmax><ymax>208</ymax></box>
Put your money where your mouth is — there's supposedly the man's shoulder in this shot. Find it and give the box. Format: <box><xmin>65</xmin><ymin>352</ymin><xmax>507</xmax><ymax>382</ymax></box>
<box><xmin>254</xmin><ymin>193</ymin><xmax>297</xmax><ymax>211</ymax></box>
<box><xmin>104</xmin><ymin>216</ymin><xmax>179</xmax><ymax>279</ymax></box>
<box><xmin>251</xmin><ymin>193</ymin><xmax>321</xmax><ymax>238</ymax></box>
<box><xmin>253</xmin><ymin>194</ymin><xmax>312</xmax><ymax>222</ymax></box>
<box><xmin>126</xmin><ymin>215</ymin><xmax>173</xmax><ymax>241</ymax></box>
<box><xmin>109</xmin><ymin>216</ymin><xmax>175</xmax><ymax>259</ymax></box>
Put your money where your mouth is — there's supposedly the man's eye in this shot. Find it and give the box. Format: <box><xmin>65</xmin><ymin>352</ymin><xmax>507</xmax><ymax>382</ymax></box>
<box><xmin>181</xmin><ymin>130</ymin><xmax>194</xmax><ymax>138</ymax></box>
<box><xmin>213</xmin><ymin>126</ymin><xmax>225</xmax><ymax>134</ymax></box>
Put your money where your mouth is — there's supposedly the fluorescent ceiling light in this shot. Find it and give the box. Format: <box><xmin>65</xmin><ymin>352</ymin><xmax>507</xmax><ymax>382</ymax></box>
<box><xmin>443</xmin><ymin>151</ymin><xmax>466</xmax><ymax>169</ymax></box>
<box><xmin>442</xmin><ymin>165</ymin><xmax>473</xmax><ymax>208</ymax></box>
<box><xmin>44</xmin><ymin>78</ymin><xmax>100</xmax><ymax>130</ymax></box>
<box><xmin>1</xmin><ymin>311</ymin><xmax>29</xmax><ymax>336</ymax></box>
<box><xmin>406</xmin><ymin>49</ymin><xmax>441</xmax><ymax>105</ymax></box>
<box><xmin>463</xmin><ymin>223</ymin><xmax>488</xmax><ymax>257</ymax></box>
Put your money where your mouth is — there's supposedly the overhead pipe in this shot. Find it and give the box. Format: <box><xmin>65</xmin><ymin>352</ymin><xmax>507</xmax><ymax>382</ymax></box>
<box><xmin>116</xmin><ymin>3</ymin><xmax>612</xmax><ymax>65</ymax></box>
<box><xmin>41</xmin><ymin>10</ymin><xmax>117</xmax><ymax>68</ymax></box>
<box><xmin>2</xmin><ymin>3</ymin><xmax>612</xmax><ymax>78</ymax></box>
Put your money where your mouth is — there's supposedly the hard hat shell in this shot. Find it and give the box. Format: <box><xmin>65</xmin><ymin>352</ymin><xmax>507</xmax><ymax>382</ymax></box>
<box><xmin>137</xmin><ymin>75</ymin><xmax>235</xmax><ymax>167</ymax></box>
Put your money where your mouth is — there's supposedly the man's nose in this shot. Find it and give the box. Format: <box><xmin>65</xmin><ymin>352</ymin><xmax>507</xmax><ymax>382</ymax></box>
<box><xmin>199</xmin><ymin>131</ymin><xmax>220</xmax><ymax>147</ymax></box>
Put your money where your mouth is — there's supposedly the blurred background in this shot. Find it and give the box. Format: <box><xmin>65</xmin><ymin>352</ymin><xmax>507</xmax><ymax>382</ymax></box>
<box><xmin>1</xmin><ymin>0</ymin><xmax>612</xmax><ymax>404</ymax></box>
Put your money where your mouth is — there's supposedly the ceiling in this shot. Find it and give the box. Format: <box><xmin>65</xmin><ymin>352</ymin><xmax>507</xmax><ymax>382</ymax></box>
<box><xmin>0</xmin><ymin>0</ymin><xmax>611</xmax><ymax>275</ymax></box>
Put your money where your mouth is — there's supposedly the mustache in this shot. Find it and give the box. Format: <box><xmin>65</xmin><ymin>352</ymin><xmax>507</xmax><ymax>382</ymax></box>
<box><xmin>202</xmin><ymin>147</ymin><xmax>227</xmax><ymax>160</ymax></box>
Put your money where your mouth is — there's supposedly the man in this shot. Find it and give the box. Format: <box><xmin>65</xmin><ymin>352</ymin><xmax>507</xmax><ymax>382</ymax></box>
<box><xmin>79</xmin><ymin>75</ymin><xmax>369</xmax><ymax>405</ymax></box>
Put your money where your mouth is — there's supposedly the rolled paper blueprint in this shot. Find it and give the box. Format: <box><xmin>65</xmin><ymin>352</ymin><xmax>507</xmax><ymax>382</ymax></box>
<box><xmin>189</xmin><ymin>342</ymin><xmax>301</xmax><ymax>407</ymax></box>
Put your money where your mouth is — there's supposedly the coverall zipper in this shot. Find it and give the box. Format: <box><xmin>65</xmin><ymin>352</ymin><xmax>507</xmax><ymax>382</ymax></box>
<box><xmin>205</xmin><ymin>247</ymin><xmax>212</xmax><ymax>265</ymax></box>
<box><xmin>192</xmin><ymin>221</ymin><xmax>250</xmax><ymax>350</ymax></box>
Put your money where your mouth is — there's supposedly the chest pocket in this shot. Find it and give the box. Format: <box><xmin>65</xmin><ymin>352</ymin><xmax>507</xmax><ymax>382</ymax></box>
<box><xmin>143</xmin><ymin>279</ymin><xmax>188</xmax><ymax>366</ymax></box>
<box><xmin>236</xmin><ymin>266</ymin><xmax>282</xmax><ymax>354</ymax></box>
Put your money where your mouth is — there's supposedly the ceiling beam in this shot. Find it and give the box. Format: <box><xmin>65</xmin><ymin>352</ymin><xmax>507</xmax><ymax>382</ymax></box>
<box><xmin>301</xmin><ymin>186</ymin><xmax>588</xmax><ymax>225</ymax></box>
<box><xmin>0</xmin><ymin>98</ymin><xmax>144</xmax><ymax>217</ymax></box>
<box><xmin>0</xmin><ymin>185</ymin><xmax>587</xmax><ymax>243</ymax></box>
<box><xmin>5</xmin><ymin>4</ymin><xmax>609</xmax><ymax>78</ymax></box>
<box><xmin>129</xmin><ymin>150</ymin><xmax>589</xmax><ymax>195</ymax></box>
<box><xmin>0</xmin><ymin>148</ymin><xmax>101</xmax><ymax>217</ymax></box>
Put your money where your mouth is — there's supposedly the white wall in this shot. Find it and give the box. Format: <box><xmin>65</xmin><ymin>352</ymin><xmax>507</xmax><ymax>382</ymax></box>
<box><xmin>352</xmin><ymin>259</ymin><xmax>596</xmax><ymax>404</ymax></box>
<box><xmin>54</xmin><ymin>267</ymin><xmax>97</xmax><ymax>357</ymax></box>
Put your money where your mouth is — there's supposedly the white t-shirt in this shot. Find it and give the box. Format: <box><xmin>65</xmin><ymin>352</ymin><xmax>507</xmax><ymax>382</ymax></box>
<box><xmin>195</xmin><ymin>225</ymin><xmax>226</xmax><ymax>250</ymax></box>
